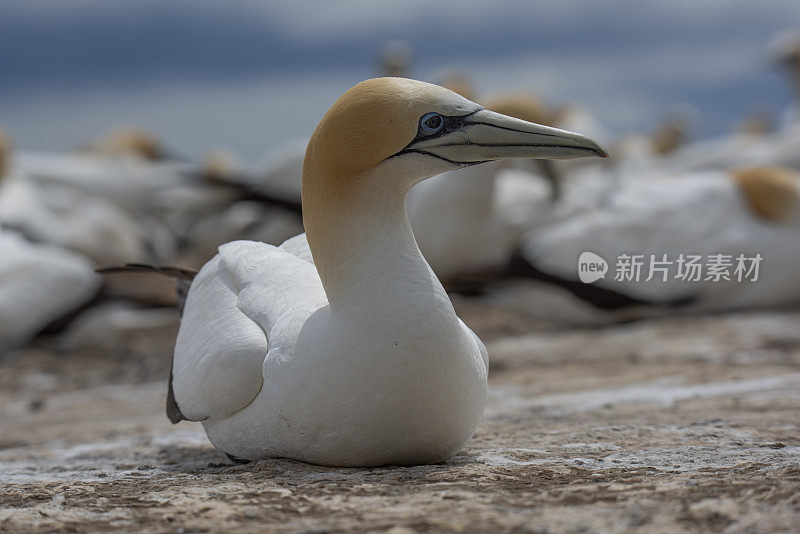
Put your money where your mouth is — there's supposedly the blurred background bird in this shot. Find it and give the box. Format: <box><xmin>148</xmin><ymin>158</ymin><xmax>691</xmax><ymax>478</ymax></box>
<box><xmin>0</xmin><ymin>1</ymin><xmax>798</xmax><ymax>351</ymax></box>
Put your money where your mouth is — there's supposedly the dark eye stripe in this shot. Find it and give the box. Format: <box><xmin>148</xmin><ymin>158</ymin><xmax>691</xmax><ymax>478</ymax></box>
<box><xmin>386</xmin><ymin>108</ymin><xmax>484</xmax><ymax>161</ymax></box>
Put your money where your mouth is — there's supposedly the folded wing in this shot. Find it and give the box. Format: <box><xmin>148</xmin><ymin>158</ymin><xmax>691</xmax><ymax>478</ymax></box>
<box><xmin>171</xmin><ymin>239</ymin><xmax>325</xmax><ymax>422</ymax></box>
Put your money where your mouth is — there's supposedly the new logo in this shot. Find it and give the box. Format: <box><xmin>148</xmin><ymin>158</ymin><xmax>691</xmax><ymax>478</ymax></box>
<box><xmin>577</xmin><ymin>251</ymin><xmax>608</xmax><ymax>283</ymax></box>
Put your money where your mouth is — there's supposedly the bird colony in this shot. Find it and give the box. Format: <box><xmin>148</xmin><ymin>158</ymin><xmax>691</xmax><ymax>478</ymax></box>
<box><xmin>1</xmin><ymin>36</ymin><xmax>800</xmax><ymax>470</ymax></box>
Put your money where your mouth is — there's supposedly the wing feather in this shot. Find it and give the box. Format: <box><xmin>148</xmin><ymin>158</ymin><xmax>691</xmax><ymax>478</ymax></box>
<box><xmin>171</xmin><ymin>239</ymin><xmax>325</xmax><ymax>422</ymax></box>
<box><xmin>171</xmin><ymin>254</ymin><xmax>268</xmax><ymax>421</ymax></box>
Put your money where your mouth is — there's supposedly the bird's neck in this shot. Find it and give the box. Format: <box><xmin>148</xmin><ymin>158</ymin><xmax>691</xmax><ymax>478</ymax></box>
<box><xmin>303</xmin><ymin>171</ymin><xmax>452</xmax><ymax>315</ymax></box>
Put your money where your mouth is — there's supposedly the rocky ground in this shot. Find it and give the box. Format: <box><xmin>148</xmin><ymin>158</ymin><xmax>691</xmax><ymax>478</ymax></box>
<box><xmin>1</xmin><ymin>303</ymin><xmax>799</xmax><ymax>533</ymax></box>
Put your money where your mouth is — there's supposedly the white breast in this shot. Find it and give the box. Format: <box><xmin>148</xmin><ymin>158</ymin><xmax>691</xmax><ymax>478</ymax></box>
<box><xmin>171</xmin><ymin>238</ymin><xmax>487</xmax><ymax>466</ymax></box>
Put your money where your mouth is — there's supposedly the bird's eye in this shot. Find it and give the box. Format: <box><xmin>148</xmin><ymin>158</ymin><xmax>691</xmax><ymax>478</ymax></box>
<box><xmin>420</xmin><ymin>112</ymin><xmax>444</xmax><ymax>135</ymax></box>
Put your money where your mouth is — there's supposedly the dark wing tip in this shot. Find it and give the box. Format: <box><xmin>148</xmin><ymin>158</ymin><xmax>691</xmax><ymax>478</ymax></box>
<box><xmin>166</xmin><ymin>363</ymin><xmax>187</xmax><ymax>424</ymax></box>
<box><xmin>95</xmin><ymin>263</ymin><xmax>197</xmax><ymax>281</ymax></box>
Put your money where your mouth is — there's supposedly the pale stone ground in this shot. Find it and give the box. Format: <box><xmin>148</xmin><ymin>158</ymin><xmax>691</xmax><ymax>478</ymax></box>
<box><xmin>1</xmin><ymin>304</ymin><xmax>799</xmax><ymax>533</ymax></box>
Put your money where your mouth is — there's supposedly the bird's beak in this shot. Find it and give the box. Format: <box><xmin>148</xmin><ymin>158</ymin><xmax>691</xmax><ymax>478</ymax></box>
<box><xmin>405</xmin><ymin>109</ymin><xmax>608</xmax><ymax>164</ymax></box>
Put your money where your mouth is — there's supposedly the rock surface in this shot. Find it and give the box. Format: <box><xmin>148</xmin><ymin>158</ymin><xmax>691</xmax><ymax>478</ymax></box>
<box><xmin>1</xmin><ymin>307</ymin><xmax>799</xmax><ymax>532</ymax></box>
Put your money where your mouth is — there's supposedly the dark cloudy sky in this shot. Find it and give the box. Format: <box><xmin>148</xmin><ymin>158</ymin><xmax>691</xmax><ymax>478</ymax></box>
<box><xmin>1</xmin><ymin>0</ymin><xmax>798</xmax><ymax>159</ymax></box>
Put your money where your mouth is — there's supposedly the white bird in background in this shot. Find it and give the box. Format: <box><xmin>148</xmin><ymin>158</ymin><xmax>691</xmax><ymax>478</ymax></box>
<box><xmin>83</xmin><ymin>126</ymin><xmax>172</xmax><ymax>162</ymax></box>
<box><xmin>16</xmin><ymin>135</ymin><xmax>193</xmax><ymax>212</ymax></box>
<box><xmin>501</xmin><ymin>166</ymin><xmax>800</xmax><ymax>321</ymax></box>
<box><xmin>379</xmin><ymin>40</ymin><xmax>412</xmax><ymax>78</ymax></box>
<box><xmin>7</xmin><ymin>131</ymin><xmax>305</xmax><ymax>271</ymax></box>
<box><xmin>246</xmin><ymin>137</ymin><xmax>308</xmax><ymax>204</ymax></box>
<box><xmin>656</xmin><ymin>121</ymin><xmax>800</xmax><ymax>175</ymax></box>
<box><xmin>0</xmin><ymin>132</ymin><xmax>100</xmax><ymax>350</ymax></box>
<box><xmin>210</xmin><ymin>137</ymin><xmax>307</xmax><ymax>210</ymax></box>
<box><xmin>178</xmin><ymin>199</ymin><xmax>303</xmax><ymax>267</ymax></box>
<box><xmin>0</xmin><ymin>175</ymin><xmax>152</xmax><ymax>266</ymax></box>
<box><xmin>0</xmin><ymin>141</ymin><xmax>169</xmax><ymax>266</ymax></box>
<box><xmin>408</xmin><ymin>161</ymin><xmax>528</xmax><ymax>282</ymax></box>
<box><xmin>0</xmin><ymin>131</ymin><xmax>191</xmax><ymax>307</ymax></box>
<box><xmin>0</xmin><ymin>230</ymin><xmax>101</xmax><ymax>351</ymax></box>
<box><xmin>652</xmin><ymin>31</ymin><xmax>800</xmax><ymax>175</ymax></box>
<box><xmin>769</xmin><ymin>29</ymin><xmax>800</xmax><ymax>128</ymax></box>
<box><xmin>106</xmin><ymin>78</ymin><xmax>606</xmax><ymax>466</ymax></box>
<box><xmin>157</xmin><ymin>147</ymin><xmax>307</xmax><ymax>267</ymax></box>
<box><xmin>4</xmin><ymin>128</ymin><xmax>201</xmax><ymax>262</ymax></box>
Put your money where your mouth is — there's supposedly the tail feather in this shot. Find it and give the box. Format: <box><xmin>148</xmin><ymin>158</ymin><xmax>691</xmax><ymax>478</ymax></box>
<box><xmin>166</xmin><ymin>361</ymin><xmax>187</xmax><ymax>424</ymax></box>
<box><xmin>95</xmin><ymin>263</ymin><xmax>197</xmax><ymax>281</ymax></box>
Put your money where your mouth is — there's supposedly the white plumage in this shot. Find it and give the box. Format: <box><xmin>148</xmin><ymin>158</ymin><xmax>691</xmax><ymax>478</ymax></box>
<box><xmin>0</xmin><ymin>174</ymin><xmax>151</xmax><ymax>265</ymax></box>
<box><xmin>174</xmin><ymin>236</ymin><xmax>487</xmax><ymax>466</ymax></box>
<box><xmin>168</xmin><ymin>78</ymin><xmax>605</xmax><ymax>465</ymax></box>
<box><xmin>0</xmin><ymin>230</ymin><xmax>100</xmax><ymax>350</ymax></box>
<box><xmin>515</xmin><ymin>168</ymin><xmax>800</xmax><ymax>315</ymax></box>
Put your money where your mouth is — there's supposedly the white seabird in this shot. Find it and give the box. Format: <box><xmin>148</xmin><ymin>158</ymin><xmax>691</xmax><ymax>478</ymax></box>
<box><xmin>505</xmin><ymin>166</ymin><xmax>800</xmax><ymax>319</ymax></box>
<box><xmin>0</xmin><ymin>230</ymin><xmax>101</xmax><ymax>351</ymax></box>
<box><xmin>0</xmin><ymin>132</ymin><xmax>100</xmax><ymax>350</ymax></box>
<box><xmin>137</xmin><ymin>78</ymin><xmax>605</xmax><ymax>466</ymax></box>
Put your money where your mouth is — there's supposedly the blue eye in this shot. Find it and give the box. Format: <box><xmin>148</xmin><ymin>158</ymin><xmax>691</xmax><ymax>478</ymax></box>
<box><xmin>420</xmin><ymin>112</ymin><xmax>444</xmax><ymax>135</ymax></box>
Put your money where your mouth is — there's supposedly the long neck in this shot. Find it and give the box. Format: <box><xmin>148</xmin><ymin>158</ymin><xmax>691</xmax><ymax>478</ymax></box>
<box><xmin>304</xmin><ymin>170</ymin><xmax>452</xmax><ymax>315</ymax></box>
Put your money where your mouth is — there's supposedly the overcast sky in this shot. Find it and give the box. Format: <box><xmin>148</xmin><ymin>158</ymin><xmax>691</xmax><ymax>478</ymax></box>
<box><xmin>1</xmin><ymin>0</ymin><xmax>798</xmax><ymax>159</ymax></box>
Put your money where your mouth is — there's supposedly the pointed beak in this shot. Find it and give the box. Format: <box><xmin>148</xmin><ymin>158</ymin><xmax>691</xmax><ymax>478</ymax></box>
<box><xmin>406</xmin><ymin>109</ymin><xmax>608</xmax><ymax>164</ymax></box>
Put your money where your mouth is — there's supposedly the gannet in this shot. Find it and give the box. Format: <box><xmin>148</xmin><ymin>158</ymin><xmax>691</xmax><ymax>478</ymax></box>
<box><xmin>0</xmin><ymin>128</ymin><xmax>160</xmax><ymax>266</ymax></box>
<box><xmin>10</xmin><ymin>145</ymin><xmax>291</xmax><ymax>268</ymax></box>
<box><xmin>16</xmin><ymin>149</ymin><xmax>197</xmax><ymax>213</ymax></box>
<box><xmin>212</xmin><ymin>137</ymin><xmax>307</xmax><ymax>208</ymax></box>
<box><xmin>178</xmin><ymin>200</ymin><xmax>303</xmax><ymax>266</ymax></box>
<box><xmin>736</xmin><ymin>106</ymin><xmax>774</xmax><ymax>137</ymax></box>
<box><xmin>650</xmin><ymin>111</ymin><xmax>692</xmax><ymax>156</ymax></box>
<box><xmin>0</xmin><ymin>133</ymin><xmax>100</xmax><ymax>349</ymax></box>
<box><xmin>504</xmin><ymin>166</ymin><xmax>800</xmax><ymax>319</ymax></box>
<box><xmin>0</xmin><ymin>136</ymin><xmax>188</xmax><ymax>307</ymax></box>
<box><xmin>85</xmin><ymin>126</ymin><xmax>168</xmax><ymax>161</ymax></box>
<box><xmin>378</xmin><ymin>40</ymin><xmax>412</xmax><ymax>78</ymax></box>
<box><xmin>770</xmin><ymin>29</ymin><xmax>800</xmax><ymax>127</ymax></box>
<box><xmin>138</xmin><ymin>78</ymin><xmax>605</xmax><ymax>466</ymax></box>
<box><xmin>0</xmin><ymin>177</ymin><xmax>152</xmax><ymax>265</ymax></box>
<box><xmin>657</xmin><ymin>32</ymin><xmax>800</xmax><ymax>174</ymax></box>
<box><xmin>0</xmin><ymin>129</ymin><xmax>9</xmax><ymax>181</ymax></box>
<box><xmin>0</xmin><ymin>230</ymin><xmax>101</xmax><ymax>351</ymax></box>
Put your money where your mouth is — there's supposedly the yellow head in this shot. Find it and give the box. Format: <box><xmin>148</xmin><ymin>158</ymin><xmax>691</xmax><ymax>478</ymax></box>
<box><xmin>303</xmin><ymin>78</ymin><xmax>605</xmax><ymax>208</ymax></box>
<box><xmin>379</xmin><ymin>41</ymin><xmax>412</xmax><ymax>78</ymax></box>
<box><xmin>736</xmin><ymin>107</ymin><xmax>773</xmax><ymax>136</ymax></box>
<box><xmin>91</xmin><ymin>127</ymin><xmax>165</xmax><ymax>160</ymax></box>
<box><xmin>202</xmin><ymin>148</ymin><xmax>241</xmax><ymax>182</ymax></box>
<box><xmin>302</xmin><ymin>77</ymin><xmax>607</xmax><ymax>298</ymax></box>
<box><xmin>731</xmin><ymin>166</ymin><xmax>799</xmax><ymax>223</ymax></box>
<box><xmin>652</xmin><ymin>115</ymin><xmax>690</xmax><ymax>155</ymax></box>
